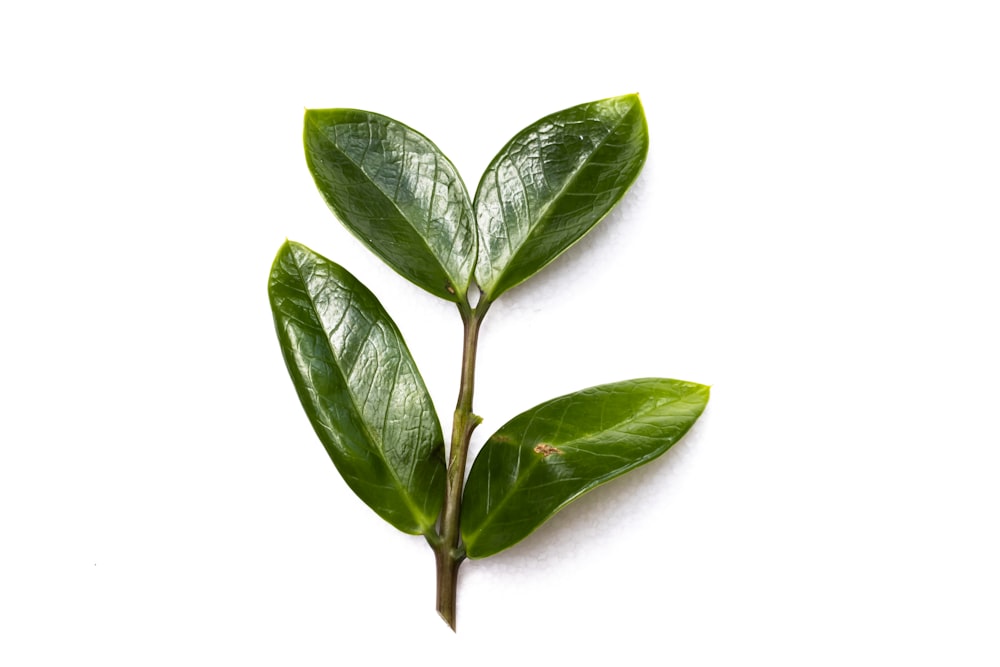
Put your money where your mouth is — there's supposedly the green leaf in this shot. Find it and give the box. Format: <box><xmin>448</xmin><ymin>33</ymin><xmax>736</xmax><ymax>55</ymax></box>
<box><xmin>473</xmin><ymin>94</ymin><xmax>649</xmax><ymax>300</ymax></box>
<box><xmin>304</xmin><ymin>109</ymin><xmax>476</xmax><ymax>302</ymax></box>
<box><xmin>268</xmin><ymin>241</ymin><xmax>446</xmax><ymax>535</ymax></box>
<box><xmin>460</xmin><ymin>378</ymin><xmax>709</xmax><ymax>558</ymax></box>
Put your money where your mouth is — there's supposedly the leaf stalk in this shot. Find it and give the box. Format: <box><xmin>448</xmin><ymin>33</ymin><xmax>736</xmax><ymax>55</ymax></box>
<box><xmin>435</xmin><ymin>296</ymin><xmax>490</xmax><ymax>630</ymax></box>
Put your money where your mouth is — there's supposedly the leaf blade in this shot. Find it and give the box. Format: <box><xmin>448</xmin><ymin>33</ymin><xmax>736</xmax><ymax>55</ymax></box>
<box><xmin>269</xmin><ymin>241</ymin><xmax>446</xmax><ymax>535</ymax></box>
<box><xmin>304</xmin><ymin>109</ymin><xmax>476</xmax><ymax>302</ymax></box>
<box><xmin>460</xmin><ymin>378</ymin><xmax>708</xmax><ymax>558</ymax></box>
<box><xmin>474</xmin><ymin>94</ymin><xmax>649</xmax><ymax>300</ymax></box>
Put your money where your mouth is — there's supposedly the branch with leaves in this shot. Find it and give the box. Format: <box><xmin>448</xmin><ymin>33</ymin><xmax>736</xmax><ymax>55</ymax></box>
<box><xmin>268</xmin><ymin>95</ymin><xmax>709</xmax><ymax>630</ymax></box>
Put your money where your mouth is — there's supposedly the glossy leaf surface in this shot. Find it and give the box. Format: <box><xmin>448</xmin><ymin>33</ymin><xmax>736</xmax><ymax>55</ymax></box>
<box><xmin>474</xmin><ymin>94</ymin><xmax>648</xmax><ymax>300</ymax></box>
<box><xmin>304</xmin><ymin>109</ymin><xmax>476</xmax><ymax>302</ymax></box>
<box><xmin>461</xmin><ymin>378</ymin><xmax>709</xmax><ymax>558</ymax></box>
<box><xmin>269</xmin><ymin>241</ymin><xmax>446</xmax><ymax>535</ymax></box>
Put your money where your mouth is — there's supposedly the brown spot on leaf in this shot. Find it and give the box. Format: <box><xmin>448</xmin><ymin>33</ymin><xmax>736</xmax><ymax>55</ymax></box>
<box><xmin>445</xmin><ymin>284</ymin><xmax>456</xmax><ymax>295</ymax></box>
<box><xmin>533</xmin><ymin>443</ymin><xmax>563</xmax><ymax>457</ymax></box>
<box><xmin>492</xmin><ymin>434</ymin><xmax>512</xmax><ymax>443</ymax></box>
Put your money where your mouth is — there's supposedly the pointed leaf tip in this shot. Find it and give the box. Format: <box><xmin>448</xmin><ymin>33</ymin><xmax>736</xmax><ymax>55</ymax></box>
<box><xmin>473</xmin><ymin>94</ymin><xmax>649</xmax><ymax>300</ymax></box>
<box><xmin>461</xmin><ymin>378</ymin><xmax>708</xmax><ymax>558</ymax></box>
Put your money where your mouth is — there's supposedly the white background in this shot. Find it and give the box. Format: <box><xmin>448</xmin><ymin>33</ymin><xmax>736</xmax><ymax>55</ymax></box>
<box><xmin>2</xmin><ymin>0</ymin><xmax>998</xmax><ymax>664</ymax></box>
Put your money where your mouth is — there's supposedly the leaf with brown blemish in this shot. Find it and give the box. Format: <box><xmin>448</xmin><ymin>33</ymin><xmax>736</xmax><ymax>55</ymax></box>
<box><xmin>533</xmin><ymin>443</ymin><xmax>563</xmax><ymax>457</ymax></box>
<box><xmin>460</xmin><ymin>378</ymin><xmax>709</xmax><ymax>558</ymax></box>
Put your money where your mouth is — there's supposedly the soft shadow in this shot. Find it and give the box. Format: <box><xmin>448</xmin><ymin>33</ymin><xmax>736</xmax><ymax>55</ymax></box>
<box><xmin>484</xmin><ymin>172</ymin><xmax>649</xmax><ymax>316</ymax></box>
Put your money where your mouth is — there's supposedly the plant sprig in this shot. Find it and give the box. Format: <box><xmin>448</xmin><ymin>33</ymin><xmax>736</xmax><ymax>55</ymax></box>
<box><xmin>269</xmin><ymin>95</ymin><xmax>709</xmax><ymax>630</ymax></box>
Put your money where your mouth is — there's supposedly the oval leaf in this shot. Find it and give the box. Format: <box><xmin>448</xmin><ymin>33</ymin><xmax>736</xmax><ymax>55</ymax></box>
<box><xmin>474</xmin><ymin>94</ymin><xmax>649</xmax><ymax>300</ymax></box>
<box><xmin>304</xmin><ymin>109</ymin><xmax>476</xmax><ymax>302</ymax></box>
<box><xmin>461</xmin><ymin>378</ymin><xmax>708</xmax><ymax>558</ymax></box>
<box><xmin>269</xmin><ymin>241</ymin><xmax>446</xmax><ymax>535</ymax></box>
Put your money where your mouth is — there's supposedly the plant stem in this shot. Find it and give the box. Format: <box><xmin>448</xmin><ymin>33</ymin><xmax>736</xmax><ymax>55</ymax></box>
<box><xmin>435</xmin><ymin>296</ymin><xmax>490</xmax><ymax>630</ymax></box>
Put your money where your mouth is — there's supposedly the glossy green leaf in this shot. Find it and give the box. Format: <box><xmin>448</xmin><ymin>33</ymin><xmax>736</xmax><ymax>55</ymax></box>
<box><xmin>304</xmin><ymin>109</ymin><xmax>476</xmax><ymax>302</ymax></box>
<box><xmin>269</xmin><ymin>241</ymin><xmax>446</xmax><ymax>535</ymax></box>
<box><xmin>461</xmin><ymin>378</ymin><xmax>708</xmax><ymax>558</ymax></box>
<box><xmin>473</xmin><ymin>94</ymin><xmax>649</xmax><ymax>300</ymax></box>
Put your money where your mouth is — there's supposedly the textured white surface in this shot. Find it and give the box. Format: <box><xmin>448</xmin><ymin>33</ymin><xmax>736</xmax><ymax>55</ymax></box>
<box><xmin>1</xmin><ymin>0</ymin><xmax>998</xmax><ymax>664</ymax></box>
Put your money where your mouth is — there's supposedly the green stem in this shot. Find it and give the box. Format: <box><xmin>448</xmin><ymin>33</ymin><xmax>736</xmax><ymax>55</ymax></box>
<box><xmin>435</xmin><ymin>296</ymin><xmax>490</xmax><ymax>631</ymax></box>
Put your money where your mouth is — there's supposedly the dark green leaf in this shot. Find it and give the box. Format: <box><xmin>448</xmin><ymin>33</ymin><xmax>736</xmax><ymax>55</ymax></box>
<box><xmin>461</xmin><ymin>378</ymin><xmax>708</xmax><ymax>558</ymax></box>
<box><xmin>304</xmin><ymin>109</ymin><xmax>476</xmax><ymax>302</ymax></box>
<box><xmin>473</xmin><ymin>94</ymin><xmax>649</xmax><ymax>300</ymax></box>
<box><xmin>269</xmin><ymin>241</ymin><xmax>446</xmax><ymax>535</ymax></box>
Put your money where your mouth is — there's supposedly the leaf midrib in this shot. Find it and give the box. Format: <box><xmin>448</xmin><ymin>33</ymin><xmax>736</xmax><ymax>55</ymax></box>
<box><xmin>306</xmin><ymin>113</ymin><xmax>470</xmax><ymax>297</ymax></box>
<box><xmin>481</xmin><ymin>98</ymin><xmax>640</xmax><ymax>298</ymax></box>
<box><xmin>464</xmin><ymin>381</ymin><xmax>698</xmax><ymax>550</ymax></box>
<box><xmin>286</xmin><ymin>245</ymin><xmax>435</xmax><ymax>532</ymax></box>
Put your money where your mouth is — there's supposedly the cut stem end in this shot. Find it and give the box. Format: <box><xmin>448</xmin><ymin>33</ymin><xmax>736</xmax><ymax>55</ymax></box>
<box><xmin>435</xmin><ymin>549</ymin><xmax>461</xmax><ymax>631</ymax></box>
